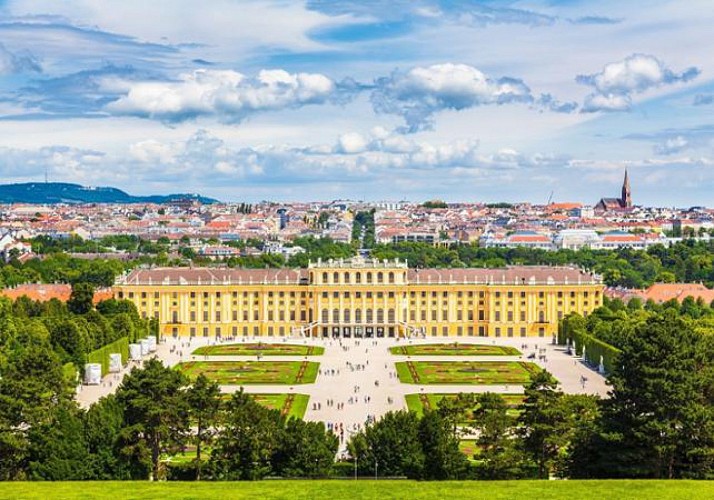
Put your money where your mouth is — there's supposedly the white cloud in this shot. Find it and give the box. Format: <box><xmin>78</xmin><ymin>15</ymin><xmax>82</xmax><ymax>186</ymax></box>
<box><xmin>577</xmin><ymin>54</ymin><xmax>700</xmax><ymax>112</ymax></box>
<box><xmin>654</xmin><ymin>135</ymin><xmax>688</xmax><ymax>155</ymax></box>
<box><xmin>371</xmin><ymin>63</ymin><xmax>534</xmax><ymax>132</ymax></box>
<box><xmin>106</xmin><ymin>69</ymin><xmax>338</xmax><ymax>122</ymax></box>
<box><xmin>336</xmin><ymin>132</ymin><xmax>369</xmax><ymax>154</ymax></box>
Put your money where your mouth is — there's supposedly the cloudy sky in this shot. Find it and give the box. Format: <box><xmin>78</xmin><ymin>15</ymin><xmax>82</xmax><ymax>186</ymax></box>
<box><xmin>0</xmin><ymin>0</ymin><xmax>713</xmax><ymax>205</ymax></box>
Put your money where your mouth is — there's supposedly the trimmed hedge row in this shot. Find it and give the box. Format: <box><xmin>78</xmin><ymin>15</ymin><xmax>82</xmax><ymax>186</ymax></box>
<box><xmin>559</xmin><ymin>315</ymin><xmax>621</xmax><ymax>374</ymax></box>
<box><xmin>87</xmin><ymin>336</ymin><xmax>129</xmax><ymax>376</ymax></box>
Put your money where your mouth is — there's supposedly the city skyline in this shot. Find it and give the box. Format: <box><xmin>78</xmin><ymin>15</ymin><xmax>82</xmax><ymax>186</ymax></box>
<box><xmin>1</xmin><ymin>1</ymin><xmax>713</xmax><ymax>205</ymax></box>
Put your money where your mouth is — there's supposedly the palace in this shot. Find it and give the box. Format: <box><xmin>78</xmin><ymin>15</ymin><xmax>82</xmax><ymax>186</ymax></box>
<box><xmin>114</xmin><ymin>258</ymin><xmax>603</xmax><ymax>339</ymax></box>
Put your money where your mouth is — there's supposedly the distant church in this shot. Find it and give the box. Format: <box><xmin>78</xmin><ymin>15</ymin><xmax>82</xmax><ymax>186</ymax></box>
<box><xmin>595</xmin><ymin>170</ymin><xmax>632</xmax><ymax>211</ymax></box>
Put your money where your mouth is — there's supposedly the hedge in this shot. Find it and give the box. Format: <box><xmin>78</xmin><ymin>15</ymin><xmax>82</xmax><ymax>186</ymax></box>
<box><xmin>558</xmin><ymin>315</ymin><xmax>621</xmax><ymax>374</ymax></box>
<box><xmin>87</xmin><ymin>336</ymin><xmax>129</xmax><ymax>376</ymax></box>
<box><xmin>62</xmin><ymin>362</ymin><xmax>78</xmax><ymax>385</ymax></box>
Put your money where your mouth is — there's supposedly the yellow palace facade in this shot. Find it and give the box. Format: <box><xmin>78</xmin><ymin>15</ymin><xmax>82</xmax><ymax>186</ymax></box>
<box><xmin>114</xmin><ymin>258</ymin><xmax>603</xmax><ymax>339</ymax></box>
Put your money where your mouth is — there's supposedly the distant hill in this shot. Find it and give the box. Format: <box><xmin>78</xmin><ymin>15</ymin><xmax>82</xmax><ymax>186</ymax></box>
<box><xmin>0</xmin><ymin>183</ymin><xmax>218</xmax><ymax>204</ymax></box>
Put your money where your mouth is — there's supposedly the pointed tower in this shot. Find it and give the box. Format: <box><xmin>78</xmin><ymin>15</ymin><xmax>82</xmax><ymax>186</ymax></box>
<box><xmin>621</xmin><ymin>169</ymin><xmax>632</xmax><ymax>208</ymax></box>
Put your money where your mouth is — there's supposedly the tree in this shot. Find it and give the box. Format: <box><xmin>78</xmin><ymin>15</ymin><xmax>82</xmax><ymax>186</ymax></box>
<box><xmin>586</xmin><ymin>311</ymin><xmax>714</xmax><ymax>478</ymax></box>
<box><xmin>347</xmin><ymin>410</ymin><xmax>424</xmax><ymax>478</ymax></box>
<box><xmin>273</xmin><ymin>419</ymin><xmax>338</xmax><ymax>478</ymax></box>
<box><xmin>471</xmin><ymin>393</ymin><xmax>528</xmax><ymax>479</ymax></box>
<box><xmin>186</xmin><ymin>374</ymin><xmax>221</xmax><ymax>480</ymax></box>
<box><xmin>67</xmin><ymin>282</ymin><xmax>94</xmax><ymax>315</ymax></box>
<box><xmin>437</xmin><ymin>393</ymin><xmax>475</xmax><ymax>439</ymax></box>
<box><xmin>115</xmin><ymin>359</ymin><xmax>190</xmax><ymax>480</ymax></box>
<box><xmin>517</xmin><ymin>370</ymin><xmax>565</xmax><ymax>479</ymax></box>
<box><xmin>211</xmin><ymin>390</ymin><xmax>284</xmax><ymax>480</ymax></box>
<box><xmin>26</xmin><ymin>402</ymin><xmax>90</xmax><ymax>480</ymax></box>
<box><xmin>418</xmin><ymin>410</ymin><xmax>469</xmax><ymax>480</ymax></box>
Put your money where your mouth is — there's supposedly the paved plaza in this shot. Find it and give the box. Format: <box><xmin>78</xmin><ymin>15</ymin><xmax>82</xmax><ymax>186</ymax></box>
<box><xmin>76</xmin><ymin>335</ymin><xmax>609</xmax><ymax>453</ymax></box>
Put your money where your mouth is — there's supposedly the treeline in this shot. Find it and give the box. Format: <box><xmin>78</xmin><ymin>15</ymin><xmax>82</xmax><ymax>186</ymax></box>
<box><xmin>18</xmin><ymin>236</ymin><xmax>714</xmax><ymax>291</ymax></box>
<box><xmin>0</xmin><ymin>360</ymin><xmax>337</xmax><ymax>481</ymax></box>
<box><xmin>371</xmin><ymin>239</ymin><xmax>714</xmax><ymax>288</ymax></box>
<box><xmin>0</xmin><ymin>288</ymin><xmax>154</xmax><ymax>372</ymax></box>
<box><xmin>351</xmin><ymin>305</ymin><xmax>714</xmax><ymax>480</ymax></box>
<box><xmin>348</xmin><ymin>374</ymin><xmax>598</xmax><ymax>480</ymax></box>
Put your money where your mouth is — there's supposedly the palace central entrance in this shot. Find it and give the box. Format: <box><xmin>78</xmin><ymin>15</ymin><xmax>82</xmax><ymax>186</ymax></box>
<box><xmin>320</xmin><ymin>324</ymin><xmax>397</xmax><ymax>339</ymax></box>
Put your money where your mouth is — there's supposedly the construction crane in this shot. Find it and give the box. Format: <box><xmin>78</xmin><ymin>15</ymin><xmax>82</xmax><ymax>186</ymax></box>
<box><xmin>546</xmin><ymin>191</ymin><xmax>554</xmax><ymax>205</ymax></box>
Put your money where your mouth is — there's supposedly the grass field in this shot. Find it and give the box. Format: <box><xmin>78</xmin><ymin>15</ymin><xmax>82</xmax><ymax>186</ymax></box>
<box><xmin>396</xmin><ymin>361</ymin><xmax>540</xmax><ymax>385</ymax></box>
<box><xmin>177</xmin><ymin>361</ymin><xmax>319</xmax><ymax>385</ymax></box>
<box><xmin>0</xmin><ymin>481</ymin><xmax>711</xmax><ymax>500</ymax></box>
<box><xmin>250</xmin><ymin>393</ymin><xmax>310</xmax><ymax>419</ymax></box>
<box><xmin>405</xmin><ymin>393</ymin><xmax>524</xmax><ymax>418</ymax></box>
<box><xmin>192</xmin><ymin>343</ymin><xmax>324</xmax><ymax>356</ymax></box>
<box><xmin>391</xmin><ymin>343</ymin><xmax>520</xmax><ymax>356</ymax></box>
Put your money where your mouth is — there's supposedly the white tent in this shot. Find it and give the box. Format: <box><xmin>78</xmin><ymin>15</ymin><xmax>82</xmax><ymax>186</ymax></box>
<box><xmin>129</xmin><ymin>343</ymin><xmax>142</xmax><ymax>361</ymax></box>
<box><xmin>109</xmin><ymin>353</ymin><xmax>122</xmax><ymax>373</ymax></box>
<box><xmin>84</xmin><ymin>363</ymin><xmax>102</xmax><ymax>385</ymax></box>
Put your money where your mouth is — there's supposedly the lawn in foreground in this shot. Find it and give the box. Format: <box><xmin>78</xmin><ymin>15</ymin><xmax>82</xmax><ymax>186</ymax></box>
<box><xmin>193</xmin><ymin>343</ymin><xmax>324</xmax><ymax>356</ymax></box>
<box><xmin>178</xmin><ymin>361</ymin><xmax>319</xmax><ymax>385</ymax></box>
<box><xmin>1</xmin><ymin>480</ymin><xmax>710</xmax><ymax>500</ymax></box>
<box><xmin>396</xmin><ymin>361</ymin><xmax>540</xmax><ymax>385</ymax></box>
<box><xmin>391</xmin><ymin>343</ymin><xmax>520</xmax><ymax>356</ymax></box>
<box><xmin>405</xmin><ymin>393</ymin><xmax>524</xmax><ymax>418</ymax></box>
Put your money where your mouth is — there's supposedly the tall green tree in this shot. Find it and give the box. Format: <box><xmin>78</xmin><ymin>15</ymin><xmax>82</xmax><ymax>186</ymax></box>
<box><xmin>418</xmin><ymin>410</ymin><xmax>469</xmax><ymax>480</ymax></box>
<box><xmin>586</xmin><ymin>311</ymin><xmax>714</xmax><ymax>478</ymax></box>
<box><xmin>471</xmin><ymin>393</ymin><xmax>528</xmax><ymax>479</ymax></box>
<box><xmin>67</xmin><ymin>282</ymin><xmax>94</xmax><ymax>315</ymax></box>
<box><xmin>186</xmin><ymin>374</ymin><xmax>221</xmax><ymax>480</ymax></box>
<box><xmin>210</xmin><ymin>390</ymin><xmax>283</xmax><ymax>480</ymax></box>
<box><xmin>517</xmin><ymin>370</ymin><xmax>566</xmax><ymax>479</ymax></box>
<box><xmin>347</xmin><ymin>410</ymin><xmax>424</xmax><ymax>478</ymax></box>
<box><xmin>115</xmin><ymin>359</ymin><xmax>190</xmax><ymax>480</ymax></box>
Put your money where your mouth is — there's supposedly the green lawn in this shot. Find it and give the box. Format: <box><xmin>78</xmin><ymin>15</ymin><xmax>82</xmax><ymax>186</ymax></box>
<box><xmin>193</xmin><ymin>343</ymin><xmax>324</xmax><ymax>356</ymax></box>
<box><xmin>391</xmin><ymin>343</ymin><xmax>520</xmax><ymax>356</ymax></box>
<box><xmin>395</xmin><ymin>361</ymin><xmax>540</xmax><ymax>385</ymax></box>
<box><xmin>251</xmin><ymin>393</ymin><xmax>310</xmax><ymax>419</ymax></box>
<box><xmin>405</xmin><ymin>393</ymin><xmax>524</xmax><ymax>418</ymax></box>
<box><xmin>0</xmin><ymin>481</ymin><xmax>711</xmax><ymax>500</ymax></box>
<box><xmin>177</xmin><ymin>361</ymin><xmax>319</xmax><ymax>385</ymax></box>
<box><xmin>219</xmin><ymin>392</ymin><xmax>310</xmax><ymax>419</ymax></box>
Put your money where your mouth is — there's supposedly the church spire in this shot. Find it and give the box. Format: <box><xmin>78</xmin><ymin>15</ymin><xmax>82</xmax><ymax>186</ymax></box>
<box><xmin>621</xmin><ymin>168</ymin><xmax>632</xmax><ymax>208</ymax></box>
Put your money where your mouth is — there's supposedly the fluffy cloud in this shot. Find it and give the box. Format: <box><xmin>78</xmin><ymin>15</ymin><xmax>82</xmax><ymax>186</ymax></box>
<box><xmin>106</xmin><ymin>69</ymin><xmax>339</xmax><ymax>123</ymax></box>
<box><xmin>0</xmin><ymin>42</ymin><xmax>41</xmax><ymax>75</ymax></box>
<box><xmin>654</xmin><ymin>136</ymin><xmax>689</xmax><ymax>155</ymax></box>
<box><xmin>371</xmin><ymin>63</ymin><xmax>533</xmax><ymax>132</ymax></box>
<box><xmin>578</xmin><ymin>54</ymin><xmax>700</xmax><ymax>112</ymax></box>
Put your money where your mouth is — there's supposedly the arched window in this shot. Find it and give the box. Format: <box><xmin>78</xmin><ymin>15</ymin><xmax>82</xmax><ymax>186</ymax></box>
<box><xmin>388</xmin><ymin>308</ymin><xmax>395</xmax><ymax>322</ymax></box>
<box><xmin>366</xmin><ymin>309</ymin><xmax>373</xmax><ymax>322</ymax></box>
<box><xmin>538</xmin><ymin>311</ymin><xmax>545</xmax><ymax>323</ymax></box>
<box><xmin>322</xmin><ymin>272</ymin><xmax>328</xmax><ymax>283</ymax></box>
<box><xmin>366</xmin><ymin>272</ymin><xmax>373</xmax><ymax>284</ymax></box>
<box><xmin>377</xmin><ymin>272</ymin><xmax>384</xmax><ymax>283</ymax></box>
<box><xmin>355</xmin><ymin>309</ymin><xmax>362</xmax><ymax>323</ymax></box>
<box><xmin>344</xmin><ymin>309</ymin><xmax>351</xmax><ymax>322</ymax></box>
<box><xmin>333</xmin><ymin>308</ymin><xmax>340</xmax><ymax>323</ymax></box>
<box><xmin>344</xmin><ymin>272</ymin><xmax>350</xmax><ymax>284</ymax></box>
<box><xmin>356</xmin><ymin>272</ymin><xmax>361</xmax><ymax>284</ymax></box>
<box><xmin>388</xmin><ymin>272</ymin><xmax>395</xmax><ymax>284</ymax></box>
<box><xmin>321</xmin><ymin>309</ymin><xmax>329</xmax><ymax>323</ymax></box>
<box><xmin>377</xmin><ymin>309</ymin><xmax>384</xmax><ymax>322</ymax></box>
<box><xmin>333</xmin><ymin>272</ymin><xmax>339</xmax><ymax>284</ymax></box>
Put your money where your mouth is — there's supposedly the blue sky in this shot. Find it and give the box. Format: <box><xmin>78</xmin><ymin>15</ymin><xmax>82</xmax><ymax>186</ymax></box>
<box><xmin>0</xmin><ymin>0</ymin><xmax>713</xmax><ymax>205</ymax></box>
